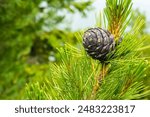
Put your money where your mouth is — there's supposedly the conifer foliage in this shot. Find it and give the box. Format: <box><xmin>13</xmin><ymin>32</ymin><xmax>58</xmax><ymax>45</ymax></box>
<box><xmin>23</xmin><ymin>0</ymin><xmax>150</xmax><ymax>100</ymax></box>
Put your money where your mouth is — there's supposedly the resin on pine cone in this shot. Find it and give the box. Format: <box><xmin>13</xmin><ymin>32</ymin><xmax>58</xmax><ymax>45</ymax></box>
<box><xmin>83</xmin><ymin>27</ymin><xmax>115</xmax><ymax>61</ymax></box>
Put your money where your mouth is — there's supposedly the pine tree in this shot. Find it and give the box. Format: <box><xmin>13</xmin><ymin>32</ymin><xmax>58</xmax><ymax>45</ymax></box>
<box><xmin>23</xmin><ymin>0</ymin><xmax>150</xmax><ymax>100</ymax></box>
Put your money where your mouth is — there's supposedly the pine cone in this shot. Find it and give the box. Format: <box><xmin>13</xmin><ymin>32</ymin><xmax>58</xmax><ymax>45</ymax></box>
<box><xmin>83</xmin><ymin>28</ymin><xmax>115</xmax><ymax>62</ymax></box>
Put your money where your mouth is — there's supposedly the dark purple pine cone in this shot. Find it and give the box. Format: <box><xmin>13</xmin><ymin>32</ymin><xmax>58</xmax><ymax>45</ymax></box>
<box><xmin>83</xmin><ymin>28</ymin><xmax>115</xmax><ymax>62</ymax></box>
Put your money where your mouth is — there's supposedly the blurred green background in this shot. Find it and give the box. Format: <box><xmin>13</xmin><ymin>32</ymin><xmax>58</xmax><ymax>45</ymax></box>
<box><xmin>0</xmin><ymin>0</ymin><xmax>150</xmax><ymax>99</ymax></box>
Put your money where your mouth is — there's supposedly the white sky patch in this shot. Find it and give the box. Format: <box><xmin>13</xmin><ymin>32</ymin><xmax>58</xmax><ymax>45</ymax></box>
<box><xmin>70</xmin><ymin>0</ymin><xmax>150</xmax><ymax>31</ymax></box>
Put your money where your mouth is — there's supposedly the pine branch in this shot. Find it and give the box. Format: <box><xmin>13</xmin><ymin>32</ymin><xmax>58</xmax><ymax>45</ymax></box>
<box><xmin>88</xmin><ymin>0</ymin><xmax>133</xmax><ymax>99</ymax></box>
<box><xmin>104</xmin><ymin>0</ymin><xmax>132</xmax><ymax>40</ymax></box>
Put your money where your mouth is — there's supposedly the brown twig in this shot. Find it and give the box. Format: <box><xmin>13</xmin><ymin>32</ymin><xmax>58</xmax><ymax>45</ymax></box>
<box><xmin>89</xmin><ymin>63</ymin><xmax>109</xmax><ymax>99</ymax></box>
